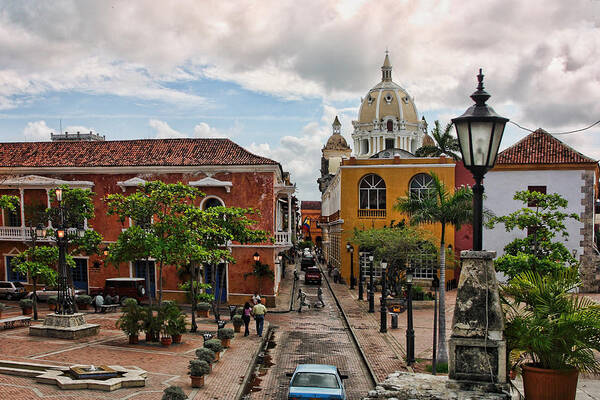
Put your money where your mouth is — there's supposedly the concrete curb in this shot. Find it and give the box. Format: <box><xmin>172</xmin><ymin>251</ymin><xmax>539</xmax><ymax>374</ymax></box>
<box><xmin>321</xmin><ymin>265</ymin><xmax>378</xmax><ymax>388</ymax></box>
<box><xmin>234</xmin><ymin>323</ymin><xmax>272</xmax><ymax>400</ymax></box>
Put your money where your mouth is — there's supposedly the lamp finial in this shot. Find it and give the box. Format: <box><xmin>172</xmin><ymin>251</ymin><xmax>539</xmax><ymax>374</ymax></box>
<box><xmin>470</xmin><ymin>68</ymin><xmax>490</xmax><ymax>106</ymax></box>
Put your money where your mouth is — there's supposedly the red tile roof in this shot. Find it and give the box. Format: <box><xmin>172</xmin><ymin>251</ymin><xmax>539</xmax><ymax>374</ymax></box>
<box><xmin>301</xmin><ymin>201</ymin><xmax>322</xmax><ymax>210</ymax></box>
<box><xmin>0</xmin><ymin>138</ymin><xmax>279</xmax><ymax>168</ymax></box>
<box><xmin>496</xmin><ymin>129</ymin><xmax>596</xmax><ymax>165</ymax></box>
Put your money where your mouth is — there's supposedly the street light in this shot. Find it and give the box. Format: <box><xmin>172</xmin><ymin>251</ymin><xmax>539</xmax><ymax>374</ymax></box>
<box><xmin>358</xmin><ymin>252</ymin><xmax>365</xmax><ymax>301</ymax></box>
<box><xmin>405</xmin><ymin>266</ymin><xmax>415</xmax><ymax>366</ymax></box>
<box><xmin>431</xmin><ymin>273</ymin><xmax>440</xmax><ymax>375</ymax></box>
<box><xmin>380</xmin><ymin>260</ymin><xmax>388</xmax><ymax>333</ymax></box>
<box><xmin>346</xmin><ymin>242</ymin><xmax>355</xmax><ymax>289</ymax></box>
<box><xmin>278</xmin><ymin>254</ymin><xmax>285</xmax><ymax>279</ymax></box>
<box><xmin>368</xmin><ymin>254</ymin><xmax>375</xmax><ymax>313</ymax></box>
<box><xmin>452</xmin><ymin>69</ymin><xmax>508</xmax><ymax>251</ymax></box>
<box><xmin>55</xmin><ymin>188</ymin><xmax>74</xmax><ymax>315</ymax></box>
<box><xmin>253</xmin><ymin>252</ymin><xmax>260</xmax><ymax>263</ymax></box>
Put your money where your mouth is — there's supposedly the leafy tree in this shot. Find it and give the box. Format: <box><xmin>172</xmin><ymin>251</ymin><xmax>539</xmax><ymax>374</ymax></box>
<box><xmin>0</xmin><ymin>195</ymin><xmax>19</xmax><ymax>211</ymax></box>
<box><xmin>12</xmin><ymin>246</ymin><xmax>59</xmax><ymax>320</ymax></box>
<box><xmin>394</xmin><ymin>171</ymin><xmax>473</xmax><ymax>364</ymax></box>
<box><xmin>351</xmin><ymin>226</ymin><xmax>436</xmax><ymax>296</ymax></box>
<box><xmin>244</xmin><ymin>262</ymin><xmax>274</xmax><ymax>295</ymax></box>
<box><xmin>415</xmin><ymin>120</ymin><xmax>460</xmax><ymax>160</ymax></box>
<box><xmin>487</xmin><ymin>190</ymin><xmax>578</xmax><ymax>279</ymax></box>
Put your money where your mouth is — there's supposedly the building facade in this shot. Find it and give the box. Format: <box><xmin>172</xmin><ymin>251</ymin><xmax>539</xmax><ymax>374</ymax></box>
<box><xmin>484</xmin><ymin>129</ymin><xmax>599</xmax><ymax>291</ymax></box>
<box><xmin>300</xmin><ymin>201</ymin><xmax>322</xmax><ymax>247</ymax></box>
<box><xmin>0</xmin><ymin>137</ymin><xmax>295</xmax><ymax>306</ymax></box>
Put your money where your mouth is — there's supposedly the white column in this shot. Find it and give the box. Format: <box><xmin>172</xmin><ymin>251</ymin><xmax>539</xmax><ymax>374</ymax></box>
<box><xmin>287</xmin><ymin>194</ymin><xmax>292</xmax><ymax>242</ymax></box>
<box><xmin>19</xmin><ymin>188</ymin><xmax>25</xmax><ymax>229</ymax></box>
<box><xmin>45</xmin><ymin>189</ymin><xmax>53</xmax><ymax>228</ymax></box>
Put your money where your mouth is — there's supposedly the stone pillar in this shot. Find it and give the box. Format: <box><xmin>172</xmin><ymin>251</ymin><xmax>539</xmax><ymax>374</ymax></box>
<box><xmin>447</xmin><ymin>250</ymin><xmax>509</xmax><ymax>395</ymax></box>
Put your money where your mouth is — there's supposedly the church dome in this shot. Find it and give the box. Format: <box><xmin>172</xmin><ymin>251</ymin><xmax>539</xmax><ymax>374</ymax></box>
<box><xmin>324</xmin><ymin>116</ymin><xmax>350</xmax><ymax>150</ymax></box>
<box><xmin>357</xmin><ymin>53</ymin><xmax>419</xmax><ymax>128</ymax></box>
<box><xmin>422</xmin><ymin>133</ymin><xmax>435</xmax><ymax>147</ymax></box>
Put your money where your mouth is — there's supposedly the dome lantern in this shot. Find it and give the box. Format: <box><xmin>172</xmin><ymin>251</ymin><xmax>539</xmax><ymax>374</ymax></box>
<box><xmin>382</xmin><ymin>50</ymin><xmax>392</xmax><ymax>82</ymax></box>
<box><xmin>332</xmin><ymin>116</ymin><xmax>341</xmax><ymax>135</ymax></box>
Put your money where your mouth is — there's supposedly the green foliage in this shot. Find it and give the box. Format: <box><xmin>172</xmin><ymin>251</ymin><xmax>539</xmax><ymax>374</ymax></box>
<box><xmin>12</xmin><ymin>246</ymin><xmax>58</xmax><ymax>286</ymax></box>
<box><xmin>161</xmin><ymin>385</ymin><xmax>187</xmax><ymax>400</ymax></box>
<box><xmin>298</xmin><ymin>240</ymin><xmax>313</xmax><ymax>249</ymax></box>
<box><xmin>0</xmin><ymin>195</ymin><xmax>19</xmax><ymax>211</ymax></box>
<box><xmin>204</xmin><ymin>338</ymin><xmax>223</xmax><ymax>353</ymax></box>
<box><xmin>415</xmin><ymin>121</ymin><xmax>460</xmax><ymax>160</ymax></box>
<box><xmin>195</xmin><ymin>347</ymin><xmax>215</xmax><ymax>364</ymax></box>
<box><xmin>116</xmin><ymin>298</ymin><xmax>143</xmax><ymax>336</ymax></box>
<box><xmin>189</xmin><ymin>359</ymin><xmax>210</xmax><ymax>377</ymax></box>
<box><xmin>48</xmin><ymin>296</ymin><xmax>58</xmax><ymax>305</ymax></box>
<box><xmin>502</xmin><ymin>267</ymin><xmax>600</xmax><ymax>373</ymax></box>
<box><xmin>48</xmin><ymin>186</ymin><xmax>96</xmax><ymax>233</ymax></box>
<box><xmin>197</xmin><ymin>302</ymin><xmax>211</xmax><ymax>311</ymax></box>
<box><xmin>244</xmin><ymin>262</ymin><xmax>274</xmax><ymax>294</ymax></box>
<box><xmin>161</xmin><ymin>301</ymin><xmax>186</xmax><ymax>336</ymax></box>
<box><xmin>19</xmin><ymin>298</ymin><xmax>33</xmax><ymax>309</ymax></box>
<box><xmin>488</xmin><ymin>191</ymin><xmax>579</xmax><ymax>279</ymax></box>
<box><xmin>425</xmin><ymin>362</ymin><xmax>448</xmax><ymax>373</ymax></box>
<box><xmin>140</xmin><ymin>306</ymin><xmax>162</xmax><ymax>339</ymax></box>
<box><xmin>178</xmin><ymin>281</ymin><xmax>213</xmax><ymax>303</ymax></box>
<box><xmin>217</xmin><ymin>327</ymin><xmax>234</xmax><ymax>339</ymax></box>
<box><xmin>76</xmin><ymin>295</ymin><xmax>92</xmax><ymax>305</ymax></box>
<box><xmin>232</xmin><ymin>314</ymin><xmax>243</xmax><ymax>326</ymax></box>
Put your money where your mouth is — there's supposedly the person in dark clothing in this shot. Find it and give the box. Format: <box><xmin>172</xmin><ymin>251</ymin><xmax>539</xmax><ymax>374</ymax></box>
<box><xmin>242</xmin><ymin>302</ymin><xmax>252</xmax><ymax>336</ymax></box>
<box><xmin>317</xmin><ymin>287</ymin><xmax>325</xmax><ymax>307</ymax></box>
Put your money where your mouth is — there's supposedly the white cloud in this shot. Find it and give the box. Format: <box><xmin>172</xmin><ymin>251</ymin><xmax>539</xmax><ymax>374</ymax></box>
<box><xmin>149</xmin><ymin>119</ymin><xmax>234</xmax><ymax>139</ymax></box>
<box><xmin>23</xmin><ymin>120</ymin><xmax>51</xmax><ymax>141</ymax></box>
<box><xmin>149</xmin><ymin>119</ymin><xmax>184</xmax><ymax>139</ymax></box>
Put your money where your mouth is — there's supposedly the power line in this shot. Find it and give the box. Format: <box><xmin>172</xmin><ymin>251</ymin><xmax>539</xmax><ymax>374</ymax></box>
<box><xmin>508</xmin><ymin>120</ymin><xmax>600</xmax><ymax>135</ymax></box>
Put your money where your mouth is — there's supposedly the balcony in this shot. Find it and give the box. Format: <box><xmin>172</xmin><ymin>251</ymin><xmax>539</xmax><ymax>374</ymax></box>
<box><xmin>274</xmin><ymin>231</ymin><xmax>291</xmax><ymax>245</ymax></box>
<box><xmin>358</xmin><ymin>209</ymin><xmax>386</xmax><ymax>218</ymax></box>
<box><xmin>0</xmin><ymin>226</ymin><xmax>87</xmax><ymax>241</ymax></box>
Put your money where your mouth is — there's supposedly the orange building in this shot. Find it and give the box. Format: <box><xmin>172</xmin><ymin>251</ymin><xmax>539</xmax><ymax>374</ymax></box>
<box><xmin>300</xmin><ymin>201</ymin><xmax>322</xmax><ymax>247</ymax></box>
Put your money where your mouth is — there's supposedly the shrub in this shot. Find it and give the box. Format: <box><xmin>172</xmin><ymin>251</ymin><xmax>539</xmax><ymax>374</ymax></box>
<box><xmin>197</xmin><ymin>302</ymin><xmax>211</xmax><ymax>311</ymax></box>
<box><xmin>47</xmin><ymin>295</ymin><xmax>58</xmax><ymax>305</ymax></box>
<box><xmin>425</xmin><ymin>362</ymin><xmax>448</xmax><ymax>374</ymax></box>
<box><xmin>19</xmin><ymin>298</ymin><xmax>33</xmax><ymax>309</ymax></box>
<box><xmin>189</xmin><ymin>359</ymin><xmax>210</xmax><ymax>377</ymax></box>
<box><xmin>232</xmin><ymin>314</ymin><xmax>243</xmax><ymax>326</ymax></box>
<box><xmin>161</xmin><ymin>385</ymin><xmax>187</xmax><ymax>400</ymax></box>
<box><xmin>116</xmin><ymin>297</ymin><xmax>143</xmax><ymax>336</ymax></box>
<box><xmin>123</xmin><ymin>297</ymin><xmax>138</xmax><ymax>307</ymax></box>
<box><xmin>218</xmin><ymin>328</ymin><xmax>234</xmax><ymax>340</ymax></box>
<box><xmin>204</xmin><ymin>338</ymin><xmax>223</xmax><ymax>353</ymax></box>
<box><xmin>0</xmin><ymin>303</ymin><xmax>5</xmax><ymax>311</ymax></box>
<box><xmin>76</xmin><ymin>295</ymin><xmax>92</xmax><ymax>305</ymax></box>
<box><xmin>195</xmin><ymin>347</ymin><xmax>215</xmax><ymax>364</ymax></box>
<box><xmin>235</xmin><ymin>307</ymin><xmax>244</xmax><ymax>315</ymax></box>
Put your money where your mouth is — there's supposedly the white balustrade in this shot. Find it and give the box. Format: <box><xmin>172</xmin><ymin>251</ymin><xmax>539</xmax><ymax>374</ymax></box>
<box><xmin>274</xmin><ymin>231</ymin><xmax>290</xmax><ymax>245</ymax></box>
<box><xmin>0</xmin><ymin>226</ymin><xmax>89</xmax><ymax>241</ymax></box>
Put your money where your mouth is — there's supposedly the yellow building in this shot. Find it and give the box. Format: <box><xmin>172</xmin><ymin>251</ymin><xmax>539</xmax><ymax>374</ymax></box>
<box><xmin>319</xmin><ymin>53</ymin><xmax>456</xmax><ymax>287</ymax></box>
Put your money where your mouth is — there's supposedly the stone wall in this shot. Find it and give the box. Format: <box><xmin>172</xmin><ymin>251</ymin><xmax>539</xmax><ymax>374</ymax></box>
<box><xmin>579</xmin><ymin>170</ymin><xmax>600</xmax><ymax>292</ymax></box>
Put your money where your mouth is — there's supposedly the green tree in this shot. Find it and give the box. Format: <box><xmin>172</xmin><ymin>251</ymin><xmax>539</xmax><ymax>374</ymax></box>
<box><xmin>394</xmin><ymin>171</ymin><xmax>473</xmax><ymax>364</ymax></box>
<box><xmin>487</xmin><ymin>190</ymin><xmax>579</xmax><ymax>279</ymax></box>
<box><xmin>12</xmin><ymin>246</ymin><xmax>59</xmax><ymax>320</ymax></box>
<box><xmin>244</xmin><ymin>262</ymin><xmax>274</xmax><ymax>295</ymax></box>
<box><xmin>415</xmin><ymin>120</ymin><xmax>460</xmax><ymax>160</ymax></box>
<box><xmin>352</xmin><ymin>226</ymin><xmax>436</xmax><ymax>296</ymax></box>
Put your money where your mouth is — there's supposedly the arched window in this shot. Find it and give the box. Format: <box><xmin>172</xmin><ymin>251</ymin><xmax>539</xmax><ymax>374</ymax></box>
<box><xmin>359</xmin><ymin>174</ymin><xmax>386</xmax><ymax>209</ymax></box>
<box><xmin>409</xmin><ymin>173</ymin><xmax>434</xmax><ymax>199</ymax></box>
<box><xmin>202</xmin><ymin>197</ymin><xmax>225</xmax><ymax>210</ymax></box>
<box><xmin>387</xmin><ymin>120</ymin><xmax>393</xmax><ymax>132</ymax></box>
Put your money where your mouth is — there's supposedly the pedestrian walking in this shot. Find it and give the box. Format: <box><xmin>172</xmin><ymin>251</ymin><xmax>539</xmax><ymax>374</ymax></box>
<box><xmin>332</xmin><ymin>268</ymin><xmax>340</xmax><ymax>283</ymax></box>
<box><xmin>293</xmin><ymin>269</ymin><xmax>299</xmax><ymax>282</ymax></box>
<box><xmin>252</xmin><ymin>299</ymin><xmax>267</xmax><ymax>337</ymax></box>
<box><xmin>297</xmin><ymin>288</ymin><xmax>308</xmax><ymax>312</ymax></box>
<box><xmin>317</xmin><ymin>287</ymin><xmax>325</xmax><ymax>308</ymax></box>
<box><xmin>242</xmin><ymin>302</ymin><xmax>252</xmax><ymax>336</ymax></box>
<box><xmin>252</xmin><ymin>293</ymin><xmax>261</xmax><ymax>305</ymax></box>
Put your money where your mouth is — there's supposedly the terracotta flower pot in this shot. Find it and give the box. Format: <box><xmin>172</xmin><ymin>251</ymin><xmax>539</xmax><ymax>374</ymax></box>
<box><xmin>233</xmin><ymin>324</ymin><xmax>241</xmax><ymax>333</ymax></box>
<box><xmin>197</xmin><ymin>310</ymin><xmax>209</xmax><ymax>318</ymax></box>
<box><xmin>172</xmin><ymin>334</ymin><xmax>182</xmax><ymax>344</ymax></box>
<box><xmin>128</xmin><ymin>335</ymin><xmax>139</xmax><ymax>344</ymax></box>
<box><xmin>48</xmin><ymin>304</ymin><xmax>56</xmax><ymax>311</ymax></box>
<box><xmin>522</xmin><ymin>364</ymin><xmax>578</xmax><ymax>400</ymax></box>
<box><xmin>190</xmin><ymin>375</ymin><xmax>204</xmax><ymax>388</ymax></box>
<box><xmin>213</xmin><ymin>351</ymin><xmax>220</xmax><ymax>362</ymax></box>
<box><xmin>79</xmin><ymin>304</ymin><xmax>89</xmax><ymax>310</ymax></box>
<box><xmin>161</xmin><ymin>336</ymin><xmax>173</xmax><ymax>347</ymax></box>
<box><xmin>221</xmin><ymin>338</ymin><xmax>231</xmax><ymax>348</ymax></box>
<box><xmin>0</xmin><ymin>311</ymin><xmax>3</xmax><ymax>319</ymax></box>
<box><xmin>22</xmin><ymin>307</ymin><xmax>32</xmax><ymax>316</ymax></box>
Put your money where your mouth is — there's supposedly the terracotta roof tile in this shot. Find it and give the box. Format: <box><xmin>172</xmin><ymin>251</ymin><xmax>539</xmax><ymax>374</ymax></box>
<box><xmin>301</xmin><ymin>201</ymin><xmax>322</xmax><ymax>210</ymax></box>
<box><xmin>0</xmin><ymin>138</ymin><xmax>278</xmax><ymax>168</ymax></box>
<box><xmin>497</xmin><ymin>129</ymin><xmax>596</xmax><ymax>165</ymax></box>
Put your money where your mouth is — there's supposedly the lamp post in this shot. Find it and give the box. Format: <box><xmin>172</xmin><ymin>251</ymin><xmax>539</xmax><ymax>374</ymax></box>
<box><xmin>452</xmin><ymin>69</ymin><xmax>508</xmax><ymax>251</ymax></box>
<box><xmin>358</xmin><ymin>252</ymin><xmax>364</xmax><ymax>301</ymax></box>
<box><xmin>379</xmin><ymin>260</ymin><xmax>388</xmax><ymax>333</ymax></box>
<box><xmin>431</xmin><ymin>273</ymin><xmax>440</xmax><ymax>375</ymax></box>
<box><xmin>55</xmin><ymin>188</ymin><xmax>75</xmax><ymax>315</ymax></box>
<box><xmin>29</xmin><ymin>224</ymin><xmax>47</xmax><ymax>321</ymax></box>
<box><xmin>368</xmin><ymin>254</ymin><xmax>374</xmax><ymax>313</ymax></box>
<box><xmin>406</xmin><ymin>266</ymin><xmax>415</xmax><ymax>366</ymax></box>
<box><xmin>253</xmin><ymin>252</ymin><xmax>260</xmax><ymax>264</ymax></box>
<box><xmin>278</xmin><ymin>254</ymin><xmax>284</xmax><ymax>279</ymax></box>
<box><xmin>346</xmin><ymin>242</ymin><xmax>355</xmax><ymax>289</ymax></box>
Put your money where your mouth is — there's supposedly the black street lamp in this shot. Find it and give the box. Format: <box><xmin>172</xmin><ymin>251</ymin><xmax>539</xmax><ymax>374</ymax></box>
<box><xmin>29</xmin><ymin>224</ymin><xmax>48</xmax><ymax>320</ymax></box>
<box><xmin>278</xmin><ymin>254</ymin><xmax>284</xmax><ymax>279</ymax></box>
<box><xmin>405</xmin><ymin>266</ymin><xmax>415</xmax><ymax>366</ymax></box>
<box><xmin>55</xmin><ymin>188</ymin><xmax>75</xmax><ymax>315</ymax></box>
<box><xmin>431</xmin><ymin>273</ymin><xmax>440</xmax><ymax>375</ymax></box>
<box><xmin>358</xmin><ymin>252</ymin><xmax>364</xmax><ymax>301</ymax></box>
<box><xmin>368</xmin><ymin>254</ymin><xmax>375</xmax><ymax>313</ymax></box>
<box><xmin>253</xmin><ymin>252</ymin><xmax>260</xmax><ymax>263</ymax></box>
<box><xmin>379</xmin><ymin>260</ymin><xmax>388</xmax><ymax>333</ymax></box>
<box><xmin>452</xmin><ymin>69</ymin><xmax>508</xmax><ymax>251</ymax></box>
<box><xmin>346</xmin><ymin>242</ymin><xmax>355</xmax><ymax>289</ymax></box>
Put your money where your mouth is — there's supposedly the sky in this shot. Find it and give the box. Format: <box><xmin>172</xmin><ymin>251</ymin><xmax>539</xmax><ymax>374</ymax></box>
<box><xmin>1</xmin><ymin>0</ymin><xmax>599</xmax><ymax>200</ymax></box>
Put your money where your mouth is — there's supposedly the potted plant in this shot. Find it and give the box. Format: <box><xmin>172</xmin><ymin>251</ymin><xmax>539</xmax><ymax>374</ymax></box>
<box><xmin>0</xmin><ymin>302</ymin><xmax>4</xmax><ymax>318</ymax></box>
<box><xmin>188</xmin><ymin>359</ymin><xmax>210</xmax><ymax>388</ymax></box>
<box><xmin>232</xmin><ymin>314</ymin><xmax>243</xmax><ymax>333</ymax></box>
<box><xmin>19</xmin><ymin>298</ymin><xmax>33</xmax><ymax>315</ymax></box>
<box><xmin>47</xmin><ymin>295</ymin><xmax>58</xmax><ymax>311</ymax></box>
<box><xmin>503</xmin><ymin>267</ymin><xmax>600</xmax><ymax>400</ymax></box>
<box><xmin>116</xmin><ymin>298</ymin><xmax>142</xmax><ymax>344</ymax></box>
<box><xmin>197</xmin><ymin>302</ymin><xmax>210</xmax><ymax>318</ymax></box>
<box><xmin>76</xmin><ymin>294</ymin><xmax>92</xmax><ymax>310</ymax></box>
<box><xmin>195</xmin><ymin>347</ymin><xmax>215</xmax><ymax>372</ymax></box>
<box><xmin>161</xmin><ymin>385</ymin><xmax>187</xmax><ymax>400</ymax></box>
<box><xmin>141</xmin><ymin>306</ymin><xmax>161</xmax><ymax>342</ymax></box>
<box><xmin>163</xmin><ymin>302</ymin><xmax>186</xmax><ymax>344</ymax></box>
<box><xmin>160</xmin><ymin>326</ymin><xmax>173</xmax><ymax>347</ymax></box>
<box><xmin>218</xmin><ymin>327</ymin><xmax>234</xmax><ymax>348</ymax></box>
<box><xmin>204</xmin><ymin>338</ymin><xmax>223</xmax><ymax>362</ymax></box>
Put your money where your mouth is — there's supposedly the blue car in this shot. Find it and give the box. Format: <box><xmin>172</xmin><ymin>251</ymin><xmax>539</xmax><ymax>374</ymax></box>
<box><xmin>286</xmin><ymin>364</ymin><xmax>348</xmax><ymax>399</ymax></box>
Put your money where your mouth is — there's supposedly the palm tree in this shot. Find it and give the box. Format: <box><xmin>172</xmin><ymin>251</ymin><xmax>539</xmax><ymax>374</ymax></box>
<box><xmin>394</xmin><ymin>172</ymin><xmax>472</xmax><ymax>364</ymax></box>
<box><xmin>415</xmin><ymin>120</ymin><xmax>460</xmax><ymax>160</ymax></box>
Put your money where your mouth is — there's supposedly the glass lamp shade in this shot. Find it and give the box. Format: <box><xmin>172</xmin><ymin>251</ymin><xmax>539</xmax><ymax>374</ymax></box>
<box><xmin>406</xmin><ymin>269</ymin><xmax>413</xmax><ymax>283</ymax></box>
<box><xmin>368</xmin><ymin>255</ymin><xmax>374</xmax><ymax>262</ymax></box>
<box><xmin>77</xmin><ymin>229</ymin><xmax>85</xmax><ymax>238</ymax></box>
<box><xmin>253</xmin><ymin>252</ymin><xmax>260</xmax><ymax>262</ymax></box>
<box><xmin>35</xmin><ymin>226</ymin><xmax>45</xmax><ymax>237</ymax></box>
<box><xmin>55</xmin><ymin>188</ymin><xmax>63</xmax><ymax>202</ymax></box>
<box><xmin>381</xmin><ymin>261</ymin><xmax>387</xmax><ymax>270</ymax></box>
<box><xmin>57</xmin><ymin>229</ymin><xmax>65</xmax><ymax>238</ymax></box>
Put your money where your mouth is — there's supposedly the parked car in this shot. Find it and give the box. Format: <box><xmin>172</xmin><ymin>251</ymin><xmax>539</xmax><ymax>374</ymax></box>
<box><xmin>304</xmin><ymin>267</ymin><xmax>322</xmax><ymax>285</ymax></box>
<box><xmin>0</xmin><ymin>281</ymin><xmax>27</xmax><ymax>300</ymax></box>
<box><xmin>300</xmin><ymin>256</ymin><xmax>316</xmax><ymax>271</ymax></box>
<box><xmin>286</xmin><ymin>364</ymin><xmax>348</xmax><ymax>400</ymax></box>
<box><xmin>89</xmin><ymin>278</ymin><xmax>148</xmax><ymax>305</ymax></box>
<box><xmin>27</xmin><ymin>286</ymin><xmax>87</xmax><ymax>302</ymax></box>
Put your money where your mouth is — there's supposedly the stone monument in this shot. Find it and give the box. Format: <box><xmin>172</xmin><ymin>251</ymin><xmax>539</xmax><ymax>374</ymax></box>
<box><xmin>30</xmin><ymin>313</ymin><xmax>99</xmax><ymax>340</ymax></box>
